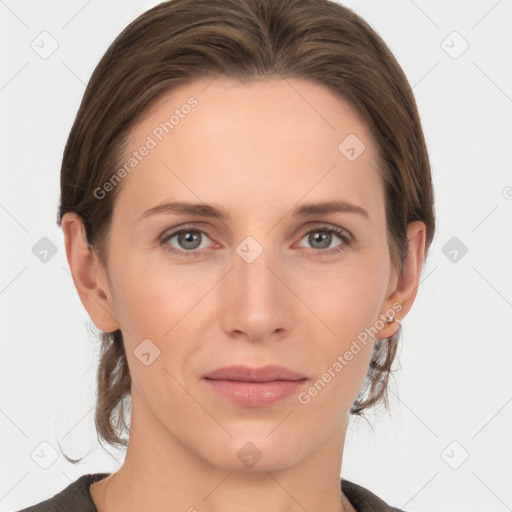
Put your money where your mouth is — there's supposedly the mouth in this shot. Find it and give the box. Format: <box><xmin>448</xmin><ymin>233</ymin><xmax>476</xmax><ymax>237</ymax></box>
<box><xmin>202</xmin><ymin>365</ymin><xmax>308</xmax><ymax>407</ymax></box>
<box><xmin>202</xmin><ymin>364</ymin><xmax>307</xmax><ymax>382</ymax></box>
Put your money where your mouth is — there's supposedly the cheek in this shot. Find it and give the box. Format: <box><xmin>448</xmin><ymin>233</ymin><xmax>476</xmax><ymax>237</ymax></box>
<box><xmin>305</xmin><ymin>255</ymin><xmax>388</xmax><ymax>335</ymax></box>
<box><xmin>107</xmin><ymin>256</ymin><xmax>212</xmax><ymax>384</ymax></box>
<box><xmin>297</xmin><ymin>259</ymin><xmax>388</xmax><ymax>403</ymax></box>
<box><xmin>109</xmin><ymin>251</ymin><xmax>206</xmax><ymax>336</ymax></box>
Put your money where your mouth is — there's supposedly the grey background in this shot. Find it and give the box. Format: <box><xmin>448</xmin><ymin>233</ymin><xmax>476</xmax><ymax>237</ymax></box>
<box><xmin>1</xmin><ymin>0</ymin><xmax>511</xmax><ymax>511</ymax></box>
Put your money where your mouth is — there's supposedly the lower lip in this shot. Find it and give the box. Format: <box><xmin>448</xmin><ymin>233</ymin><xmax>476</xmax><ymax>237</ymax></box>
<box><xmin>203</xmin><ymin>378</ymin><xmax>307</xmax><ymax>407</ymax></box>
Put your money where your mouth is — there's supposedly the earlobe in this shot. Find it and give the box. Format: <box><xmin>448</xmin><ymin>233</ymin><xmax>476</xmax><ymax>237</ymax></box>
<box><xmin>375</xmin><ymin>221</ymin><xmax>426</xmax><ymax>339</ymax></box>
<box><xmin>61</xmin><ymin>212</ymin><xmax>120</xmax><ymax>333</ymax></box>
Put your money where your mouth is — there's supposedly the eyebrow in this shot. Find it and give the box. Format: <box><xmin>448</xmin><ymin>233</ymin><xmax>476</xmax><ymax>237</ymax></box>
<box><xmin>138</xmin><ymin>199</ymin><xmax>369</xmax><ymax>222</ymax></box>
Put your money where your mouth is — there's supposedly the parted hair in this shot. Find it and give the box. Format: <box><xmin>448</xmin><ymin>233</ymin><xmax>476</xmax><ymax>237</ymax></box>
<box><xmin>57</xmin><ymin>0</ymin><xmax>435</xmax><ymax>456</ymax></box>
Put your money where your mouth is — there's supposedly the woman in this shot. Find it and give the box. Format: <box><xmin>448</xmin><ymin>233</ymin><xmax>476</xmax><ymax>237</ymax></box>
<box><xmin>18</xmin><ymin>0</ymin><xmax>434</xmax><ymax>510</ymax></box>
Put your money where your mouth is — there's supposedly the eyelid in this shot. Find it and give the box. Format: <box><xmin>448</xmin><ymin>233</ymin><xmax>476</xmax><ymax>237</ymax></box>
<box><xmin>297</xmin><ymin>222</ymin><xmax>353</xmax><ymax>242</ymax></box>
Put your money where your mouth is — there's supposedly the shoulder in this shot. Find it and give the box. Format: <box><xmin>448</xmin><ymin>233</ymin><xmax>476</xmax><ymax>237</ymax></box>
<box><xmin>14</xmin><ymin>473</ymin><xmax>110</xmax><ymax>512</ymax></box>
<box><xmin>342</xmin><ymin>478</ymin><xmax>406</xmax><ymax>512</ymax></box>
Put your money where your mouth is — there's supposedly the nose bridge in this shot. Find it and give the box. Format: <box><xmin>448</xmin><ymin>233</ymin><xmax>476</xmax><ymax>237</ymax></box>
<box><xmin>233</xmin><ymin>233</ymin><xmax>278</xmax><ymax>302</ymax></box>
<box><xmin>221</xmin><ymin>231</ymin><xmax>290</xmax><ymax>339</ymax></box>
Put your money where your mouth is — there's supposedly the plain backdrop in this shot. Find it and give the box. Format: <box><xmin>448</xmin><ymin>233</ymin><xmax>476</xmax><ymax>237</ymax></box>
<box><xmin>1</xmin><ymin>1</ymin><xmax>511</xmax><ymax>511</ymax></box>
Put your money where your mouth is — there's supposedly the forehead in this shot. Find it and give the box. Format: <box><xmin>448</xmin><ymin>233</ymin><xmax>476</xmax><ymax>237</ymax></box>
<box><xmin>113</xmin><ymin>76</ymin><xmax>383</xmax><ymax>222</ymax></box>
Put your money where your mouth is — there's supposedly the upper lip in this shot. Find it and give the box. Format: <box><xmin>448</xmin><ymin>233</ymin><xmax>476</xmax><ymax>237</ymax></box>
<box><xmin>203</xmin><ymin>365</ymin><xmax>307</xmax><ymax>382</ymax></box>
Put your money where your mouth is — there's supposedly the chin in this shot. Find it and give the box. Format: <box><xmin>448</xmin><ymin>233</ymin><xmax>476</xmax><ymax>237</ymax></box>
<box><xmin>197</xmin><ymin>432</ymin><xmax>307</xmax><ymax>473</ymax></box>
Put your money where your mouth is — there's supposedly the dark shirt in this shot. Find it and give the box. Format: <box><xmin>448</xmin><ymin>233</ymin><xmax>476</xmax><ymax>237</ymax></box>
<box><xmin>16</xmin><ymin>473</ymin><xmax>405</xmax><ymax>511</ymax></box>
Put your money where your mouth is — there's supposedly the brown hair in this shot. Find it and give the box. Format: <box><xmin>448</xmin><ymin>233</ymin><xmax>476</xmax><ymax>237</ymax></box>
<box><xmin>57</xmin><ymin>0</ymin><xmax>435</xmax><ymax>456</ymax></box>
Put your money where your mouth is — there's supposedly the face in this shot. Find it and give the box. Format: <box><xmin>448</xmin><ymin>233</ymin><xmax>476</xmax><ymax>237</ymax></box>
<box><xmin>89</xmin><ymin>77</ymin><xmax>404</xmax><ymax>471</ymax></box>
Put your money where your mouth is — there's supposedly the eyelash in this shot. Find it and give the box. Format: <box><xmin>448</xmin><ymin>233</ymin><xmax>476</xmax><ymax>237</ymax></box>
<box><xmin>159</xmin><ymin>224</ymin><xmax>353</xmax><ymax>259</ymax></box>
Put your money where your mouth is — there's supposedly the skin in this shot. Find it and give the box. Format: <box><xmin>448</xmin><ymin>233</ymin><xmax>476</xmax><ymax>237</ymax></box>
<box><xmin>62</xmin><ymin>76</ymin><xmax>425</xmax><ymax>512</ymax></box>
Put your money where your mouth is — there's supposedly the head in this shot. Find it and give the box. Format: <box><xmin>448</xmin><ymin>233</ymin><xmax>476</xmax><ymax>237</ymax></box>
<box><xmin>59</xmin><ymin>0</ymin><xmax>435</xmax><ymax>467</ymax></box>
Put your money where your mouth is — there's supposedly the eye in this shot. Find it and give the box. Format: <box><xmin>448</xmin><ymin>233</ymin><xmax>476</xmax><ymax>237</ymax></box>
<box><xmin>159</xmin><ymin>224</ymin><xmax>352</xmax><ymax>259</ymax></box>
<box><xmin>161</xmin><ymin>228</ymin><xmax>214</xmax><ymax>258</ymax></box>
<box><xmin>297</xmin><ymin>225</ymin><xmax>351</xmax><ymax>254</ymax></box>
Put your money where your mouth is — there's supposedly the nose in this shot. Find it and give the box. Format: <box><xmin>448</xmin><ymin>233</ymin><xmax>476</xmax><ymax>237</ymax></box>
<box><xmin>219</xmin><ymin>239</ymin><xmax>292</xmax><ymax>343</ymax></box>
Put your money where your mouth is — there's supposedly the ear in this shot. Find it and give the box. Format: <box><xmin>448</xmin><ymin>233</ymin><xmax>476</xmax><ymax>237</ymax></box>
<box><xmin>375</xmin><ymin>220</ymin><xmax>426</xmax><ymax>339</ymax></box>
<box><xmin>61</xmin><ymin>212</ymin><xmax>120</xmax><ymax>333</ymax></box>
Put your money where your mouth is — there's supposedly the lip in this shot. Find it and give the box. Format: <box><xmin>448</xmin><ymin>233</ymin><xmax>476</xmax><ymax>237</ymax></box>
<box><xmin>203</xmin><ymin>364</ymin><xmax>307</xmax><ymax>382</ymax></box>
<box><xmin>202</xmin><ymin>365</ymin><xmax>308</xmax><ymax>407</ymax></box>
